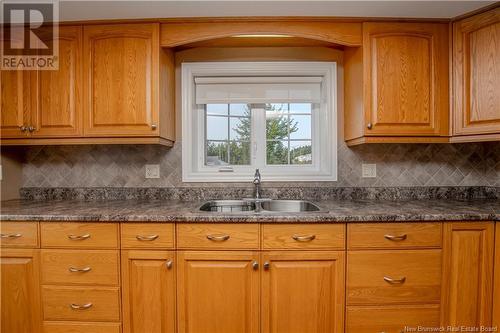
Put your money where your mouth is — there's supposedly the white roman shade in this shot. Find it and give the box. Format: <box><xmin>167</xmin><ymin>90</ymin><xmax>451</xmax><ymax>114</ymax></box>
<box><xmin>194</xmin><ymin>76</ymin><xmax>322</xmax><ymax>104</ymax></box>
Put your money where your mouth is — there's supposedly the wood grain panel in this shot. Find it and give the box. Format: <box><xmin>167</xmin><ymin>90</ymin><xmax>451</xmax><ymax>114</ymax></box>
<box><xmin>42</xmin><ymin>285</ymin><xmax>120</xmax><ymax>322</ymax></box>
<box><xmin>347</xmin><ymin>222</ymin><xmax>442</xmax><ymax>249</ymax></box>
<box><xmin>346</xmin><ymin>304</ymin><xmax>441</xmax><ymax>333</ymax></box>
<box><xmin>261</xmin><ymin>251</ymin><xmax>345</xmax><ymax>333</ymax></box>
<box><xmin>121</xmin><ymin>223</ymin><xmax>174</xmax><ymax>249</ymax></box>
<box><xmin>176</xmin><ymin>223</ymin><xmax>259</xmax><ymax>249</ymax></box>
<box><xmin>347</xmin><ymin>249</ymin><xmax>442</xmax><ymax>305</ymax></box>
<box><xmin>0</xmin><ymin>221</ymin><xmax>39</xmax><ymax>248</ymax></box>
<box><xmin>41</xmin><ymin>249</ymin><xmax>119</xmax><ymax>285</ymax></box>
<box><xmin>0</xmin><ymin>249</ymin><xmax>42</xmax><ymax>333</ymax></box>
<box><xmin>40</xmin><ymin>223</ymin><xmax>119</xmax><ymax>249</ymax></box>
<box><xmin>262</xmin><ymin>224</ymin><xmax>345</xmax><ymax>250</ymax></box>
<box><xmin>453</xmin><ymin>7</ymin><xmax>500</xmax><ymax>136</ymax></box>
<box><xmin>33</xmin><ymin>26</ymin><xmax>83</xmax><ymax>137</ymax></box>
<box><xmin>83</xmin><ymin>23</ymin><xmax>160</xmax><ymax>136</ymax></box>
<box><xmin>441</xmin><ymin>222</ymin><xmax>495</xmax><ymax>327</ymax></box>
<box><xmin>121</xmin><ymin>250</ymin><xmax>176</xmax><ymax>333</ymax></box>
<box><xmin>43</xmin><ymin>322</ymin><xmax>121</xmax><ymax>333</ymax></box>
<box><xmin>362</xmin><ymin>22</ymin><xmax>449</xmax><ymax>136</ymax></box>
<box><xmin>0</xmin><ymin>70</ymin><xmax>31</xmax><ymax>138</ymax></box>
<box><xmin>177</xmin><ymin>251</ymin><xmax>259</xmax><ymax>333</ymax></box>
<box><xmin>493</xmin><ymin>222</ymin><xmax>500</xmax><ymax>327</ymax></box>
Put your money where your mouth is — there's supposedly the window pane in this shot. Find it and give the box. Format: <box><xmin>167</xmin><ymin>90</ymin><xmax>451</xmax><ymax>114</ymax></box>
<box><xmin>289</xmin><ymin>115</ymin><xmax>311</xmax><ymax>140</ymax></box>
<box><xmin>206</xmin><ymin>141</ymin><xmax>229</xmax><ymax>165</ymax></box>
<box><xmin>290</xmin><ymin>141</ymin><xmax>312</xmax><ymax>165</ymax></box>
<box><xmin>289</xmin><ymin>103</ymin><xmax>312</xmax><ymax>114</ymax></box>
<box><xmin>230</xmin><ymin>104</ymin><xmax>250</xmax><ymax>116</ymax></box>
<box><xmin>206</xmin><ymin>104</ymin><xmax>228</xmax><ymax>115</ymax></box>
<box><xmin>265</xmin><ymin>103</ymin><xmax>288</xmax><ymax>115</ymax></box>
<box><xmin>230</xmin><ymin>117</ymin><xmax>251</xmax><ymax>141</ymax></box>
<box><xmin>229</xmin><ymin>141</ymin><xmax>251</xmax><ymax>165</ymax></box>
<box><xmin>266</xmin><ymin>140</ymin><xmax>289</xmax><ymax>165</ymax></box>
<box><xmin>266</xmin><ymin>114</ymin><xmax>290</xmax><ymax>140</ymax></box>
<box><xmin>206</xmin><ymin>116</ymin><xmax>228</xmax><ymax>140</ymax></box>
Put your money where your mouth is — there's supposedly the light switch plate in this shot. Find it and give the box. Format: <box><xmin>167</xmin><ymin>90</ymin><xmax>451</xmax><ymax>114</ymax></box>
<box><xmin>145</xmin><ymin>164</ymin><xmax>160</xmax><ymax>179</ymax></box>
<box><xmin>362</xmin><ymin>163</ymin><xmax>377</xmax><ymax>178</ymax></box>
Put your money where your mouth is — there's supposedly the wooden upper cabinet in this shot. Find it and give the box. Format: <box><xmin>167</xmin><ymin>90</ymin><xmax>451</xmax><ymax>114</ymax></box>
<box><xmin>83</xmin><ymin>23</ymin><xmax>161</xmax><ymax>137</ymax></box>
<box><xmin>0</xmin><ymin>70</ymin><xmax>31</xmax><ymax>138</ymax></box>
<box><xmin>1</xmin><ymin>249</ymin><xmax>42</xmax><ymax>333</ymax></box>
<box><xmin>453</xmin><ymin>7</ymin><xmax>500</xmax><ymax>138</ymax></box>
<box><xmin>363</xmin><ymin>22</ymin><xmax>449</xmax><ymax>136</ymax></box>
<box><xmin>261</xmin><ymin>251</ymin><xmax>345</xmax><ymax>333</ymax></box>
<box><xmin>32</xmin><ymin>26</ymin><xmax>83</xmax><ymax>137</ymax></box>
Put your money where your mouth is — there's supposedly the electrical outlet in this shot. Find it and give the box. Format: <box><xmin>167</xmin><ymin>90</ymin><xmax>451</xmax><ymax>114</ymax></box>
<box><xmin>362</xmin><ymin>164</ymin><xmax>377</xmax><ymax>178</ymax></box>
<box><xmin>145</xmin><ymin>164</ymin><xmax>160</xmax><ymax>179</ymax></box>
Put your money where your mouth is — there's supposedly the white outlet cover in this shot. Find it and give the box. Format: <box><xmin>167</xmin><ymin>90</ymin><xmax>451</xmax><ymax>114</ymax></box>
<box><xmin>362</xmin><ymin>164</ymin><xmax>377</xmax><ymax>178</ymax></box>
<box><xmin>145</xmin><ymin>164</ymin><xmax>160</xmax><ymax>179</ymax></box>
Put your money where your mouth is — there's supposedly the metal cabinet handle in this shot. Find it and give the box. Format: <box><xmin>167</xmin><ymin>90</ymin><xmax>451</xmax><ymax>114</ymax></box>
<box><xmin>383</xmin><ymin>276</ymin><xmax>406</xmax><ymax>284</ymax></box>
<box><xmin>263</xmin><ymin>261</ymin><xmax>270</xmax><ymax>270</ymax></box>
<box><xmin>292</xmin><ymin>234</ymin><xmax>316</xmax><ymax>242</ymax></box>
<box><xmin>166</xmin><ymin>259</ymin><xmax>173</xmax><ymax>269</ymax></box>
<box><xmin>69</xmin><ymin>266</ymin><xmax>92</xmax><ymax>273</ymax></box>
<box><xmin>0</xmin><ymin>233</ymin><xmax>22</xmax><ymax>238</ymax></box>
<box><xmin>28</xmin><ymin>126</ymin><xmax>36</xmax><ymax>132</ymax></box>
<box><xmin>151</xmin><ymin>124</ymin><xmax>157</xmax><ymax>130</ymax></box>
<box><xmin>206</xmin><ymin>234</ymin><xmax>230</xmax><ymax>241</ymax></box>
<box><xmin>367</xmin><ymin>123</ymin><xmax>373</xmax><ymax>130</ymax></box>
<box><xmin>70</xmin><ymin>303</ymin><xmax>93</xmax><ymax>310</ymax></box>
<box><xmin>136</xmin><ymin>234</ymin><xmax>159</xmax><ymax>241</ymax></box>
<box><xmin>67</xmin><ymin>234</ymin><xmax>91</xmax><ymax>241</ymax></box>
<box><xmin>19</xmin><ymin>126</ymin><xmax>27</xmax><ymax>132</ymax></box>
<box><xmin>384</xmin><ymin>234</ymin><xmax>407</xmax><ymax>241</ymax></box>
<box><xmin>252</xmin><ymin>261</ymin><xmax>259</xmax><ymax>270</ymax></box>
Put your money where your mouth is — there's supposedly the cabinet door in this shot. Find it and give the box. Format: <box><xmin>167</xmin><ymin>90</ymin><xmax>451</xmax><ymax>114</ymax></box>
<box><xmin>441</xmin><ymin>222</ymin><xmax>495</xmax><ymax>327</ymax></box>
<box><xmin>453</xmin><ymin>7</ymin><xmax>500</xmax><ymax>136</ymax></box>
<box><xmin>32</xmin><ymin>26</ymin><xmax>83</xmax><ymax>137</ymax></box>
<box><xmin>363</xmin><ymin>22</ymin><xmax>449</xmax><ymax>136</ymax></box>
<box><xmin>493</xmin><ymin>223</ymin><xmax>500</xmax><ymax>327</ymax></box>
<box><xmin>83</xmin><ymin>23</ymin><xmax>159</xmax><ymax>136</ymax></box>
<box><xmin>177</xmin><ymin>251</ymin><xmax>260</xmax><ymax>333</ymax></box>
<box><xmin>0</xmin><ymin>70</ymin><xmax>31</xmax><ymax>138</ymax></box>
<box><xmin>0</xmin><ymin>249</ymin><xmax>41</xmax><ymax>333</ymax></box>
<box><xmin>121</xmin><ymin>250</ymin><xmax>176</xmax><ymax>333</ymax></box>
<box><xmin>262</xmin><ymin>251</ymin><xmax>345</xmax><ymax>333</ymax></box>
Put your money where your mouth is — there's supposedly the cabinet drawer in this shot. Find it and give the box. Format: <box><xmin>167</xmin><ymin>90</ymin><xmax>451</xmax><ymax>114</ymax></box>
<box><xmin>346</xmin><ymin>305</ymin><xmax>440</xmax><ymax>333</ymax></box>
<box><xmin>263</xmin><ymin>224</ymin><xmax>345</xmax><ymax>249</ymax></box>
<box><xmin>0</xmin><ymin>222</ymin><xmax>39</xmax><ymax>248</ymax></box>
<box><xmin>347</xmin><ymin>250</ymin><xmax>442</xmax><ymax>305</ymax></box>
<box><xmin>41</xmin><ymin>250</ymin><xmax>119</xmax><ymax>286</ymax></box>
<box><xmin>43</xmin><ymin>322</ymin><xmax>121</xmax><ymax>333</ymax></box>
<box><xmin>177</xmin><ymin>223</ymin><xmax>259</xmax><ymax>249</ymax></box>
<box><xmin>348</xmin><ymin>223</ymin><xmax>442</xmax><ymax>249</ymax></box>
<box><xmin>42</xmin><ymin>285</ymin><xmax>120</xmax><ymax>322</ymax></box>
<box><xmin>121</xmin><ymin>223</ymin><xmax>174</xmax><ymax>249</ymax></box>
<box><xmin>41</xmin><ymin>223</ymin><xmax>119</xmax><ymax>249</ymax></box>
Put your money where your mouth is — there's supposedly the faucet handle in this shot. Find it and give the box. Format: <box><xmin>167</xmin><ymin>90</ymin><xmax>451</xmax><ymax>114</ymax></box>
<box><xmin>254</xmin><ymin>168</ymin><xmax>261</xmax><ymax>179</ymax></box>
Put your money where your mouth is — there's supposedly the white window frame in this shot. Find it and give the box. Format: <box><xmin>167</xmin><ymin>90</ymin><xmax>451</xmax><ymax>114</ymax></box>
<box><xmin>181</xmin><ymin>61</ymin><xmax>337</xmax><ymax>182</ymax></box>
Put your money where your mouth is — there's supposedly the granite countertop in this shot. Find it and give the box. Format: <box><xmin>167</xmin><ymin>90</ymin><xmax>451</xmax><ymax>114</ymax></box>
<box><xmin>0</xmin><ymin>198</ymin><xmax>498</xmax><ymax>223</ymax></box>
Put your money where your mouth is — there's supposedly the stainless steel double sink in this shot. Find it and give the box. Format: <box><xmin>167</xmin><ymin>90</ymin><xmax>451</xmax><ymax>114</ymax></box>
<box><xmin>199</xmin><ymin>199</ymin><xmax>321</xmax><ymax>213</ymax></box>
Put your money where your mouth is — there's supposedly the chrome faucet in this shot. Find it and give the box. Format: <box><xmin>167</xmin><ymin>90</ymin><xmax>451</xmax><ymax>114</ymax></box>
<box><xmin>253</xmin><ymin>169</ymin><xmax>262</xmax><ymax>200</ymax></box>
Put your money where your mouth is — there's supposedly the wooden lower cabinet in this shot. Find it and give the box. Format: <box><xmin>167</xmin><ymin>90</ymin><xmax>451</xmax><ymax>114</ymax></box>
<box><xmin>0</xmin><ymin>249</ymin><xmax>42</xmax><ymax>333</ymax></box>
<box><xmin>346</xmin><ymin>304</ymin><xmax>441</xmax><ymax>333</ymax></box>
<box><xmin>121</xmin><ymin>250</ymin><xmax>176</xmax><ymax>333</ymax></box>
<box><xmin>441</xmin><ymin>222</ymin><xmax>495</xmax><ymax>327</ymax></box>
<box><xmin>43</xmin><ymin>321</ymin><xmax>121</xmax><ymax>333</ymax></box>
<box><xmin>261</xmin><ymin>251</ymin><xmax>345</xmax><ymax>333</ymax></box>
<box><xmin>177</xmin><ymin>251</ymin><xmax>260</xmax><ymax>333</ymax></box>
<box><xmin>493</xmin><ymin>222</ymin><xmax>500</xmax><ymax>327</ymax></box>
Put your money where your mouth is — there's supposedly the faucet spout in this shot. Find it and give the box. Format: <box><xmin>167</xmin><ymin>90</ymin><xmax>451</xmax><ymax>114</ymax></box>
<box><xmin>253</xmin><ymin>169</ymin><xmax>261</xmax><ymax>199</ymax></box>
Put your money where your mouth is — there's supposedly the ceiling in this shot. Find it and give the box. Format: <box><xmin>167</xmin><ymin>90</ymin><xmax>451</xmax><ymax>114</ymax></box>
<box><xmin>57</xmin><ymin>1</ymin><xmax>495</xmax><ymax>21</ymax></box>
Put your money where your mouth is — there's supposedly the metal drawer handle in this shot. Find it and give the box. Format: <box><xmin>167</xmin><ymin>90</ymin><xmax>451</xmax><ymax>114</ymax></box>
<box><xmin>69</xmin><ymin>266</ymin><xmax>92</xmax><ymax>273</ymax></box>
<box><xmin>70</xmin><ymin>303</ymin><xmax>93</xmax><ymax>310</ymax></box>
<box><xmin>292</xmin><ymin>234</ymin><xmax>316</xmax><ymax>242</ymax></box>
<box><xmin>384</xmin><ymin>234</ymin><xmax>407</xmax><ymax>241</ymax></box>
<box><xmin>136</xmin><ymin>234</ymin><xmax>159</xmax><ymax>241</ymax></box>
<box><xmin>206</xmin><ymin>234</ymin><xmax>230</xmax><ymax>241</ymax></box>
<box><xmin>0</xmin><ymin>233</ymin><xmax>22</xmax><ymax>238</ymax></box>
<box><xmin>166</xmin><ymin>259</ymin><xmax>173</xmax><ymax>269</ymax></box>
<box><xmin>68</xmin><ymin>234</ymin><xmax>91</xmax><ymax>241</ymax></box>
<box><xmin>383</xmin><ymin>276</ymin><xmax>406</xmax><ymax>284</ymax></box>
